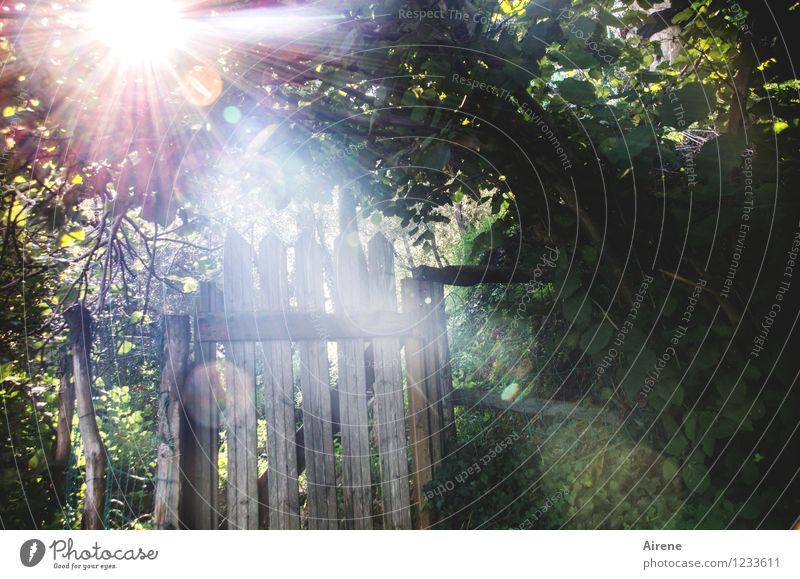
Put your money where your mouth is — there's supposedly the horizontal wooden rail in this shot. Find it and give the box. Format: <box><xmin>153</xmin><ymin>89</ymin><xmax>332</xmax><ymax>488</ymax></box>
<box><xmin>412</xmin><ymin>265</ymin><xmax>552</xmax><ymax>286</ymax></box>
<box><xmin>196</xmin><ymin>311</ymin><xmax>424</xmax><ymax>342</ymax></box>
<box><xmin>451</xmin><ymin>389</ymin><xmax>615</xmax><ymax>421</ymax></box>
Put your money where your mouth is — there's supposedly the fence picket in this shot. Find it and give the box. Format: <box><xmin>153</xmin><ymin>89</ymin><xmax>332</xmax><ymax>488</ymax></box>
<box><xmin>419</xmin><ymin>281</ymin><xmax>444</xmax><ymax>472</ymax></box>
<box><xmin>258</xmin><ymin>234</ymin><xmax>300</xmax><ymax>530</ymax></box>
<box><xmin>180</xmin><ymin>283</ymin><xmax>221</xmax><ymax>529</ymax></box>
<box><xmin>401</xmin><ymin>278</ymin><xmax>435</xmax><ymax>528</ymax></box>
<box><xmin>368</xmin><ymin>234</ymin><xmax>412</xmax><ymax>529</ymax></box>
<box><xmin>222</xmin><ymin>230</ymin><xmax>259</xmax><ymax>529</ymax></box>
<box><xmin>430</xmin><ymin>282</ymin><xmax>456</xmax><ymax>451</ymax></box>
<box><xmin>334</xmin><ymin>234</ymin><xmax>372</xmax><ymax>529</ymax></box>
<box><xmin>295</xmin><ymin>232</ymin><xmax>338</xmax><ymax>529</ymax></box>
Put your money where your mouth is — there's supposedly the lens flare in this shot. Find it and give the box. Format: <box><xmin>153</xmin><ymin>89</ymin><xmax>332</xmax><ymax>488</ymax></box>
<box><xmin>181</xmin><ymin>64</ymin><xmax>223</xmax><ymax>107</ymax></box>
<box><xmin>223</xmin><ymin>106</ymin><xmax>242</xmax><ymax>124</ymax></box>
<box><xmin>501</xmin><ymin>382</ymin><xmax>521</xmax><ymax>402</ymax></box>
<box><xmin>86</xmin><ymin>0</ymin><xmax>187</xmax><ymax>64</ymax></box>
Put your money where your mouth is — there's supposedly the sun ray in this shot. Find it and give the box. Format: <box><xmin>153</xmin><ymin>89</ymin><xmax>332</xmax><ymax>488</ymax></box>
<box><xmin>85</xmin><ymin>0</ymin><xmax>187</xmax><ymax>65</ymax></box>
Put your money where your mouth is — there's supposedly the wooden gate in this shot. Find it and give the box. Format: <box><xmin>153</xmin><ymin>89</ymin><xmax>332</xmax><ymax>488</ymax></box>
<box><xmin>153</xmin><ymin>228</ymin><xmax>454</xmax><ymax>529</ymax></box>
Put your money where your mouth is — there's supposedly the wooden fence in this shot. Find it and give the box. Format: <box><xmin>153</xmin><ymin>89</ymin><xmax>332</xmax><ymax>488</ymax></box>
<box><xmin>153</xmin><ymin>228</ymin><xmax>454</xmax><ymax>529</ymax></box>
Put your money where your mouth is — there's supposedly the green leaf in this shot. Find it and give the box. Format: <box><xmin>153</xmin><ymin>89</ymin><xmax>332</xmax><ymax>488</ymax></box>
<box><xmin>684</xmin><ymin>412</ymin><xmax>698</xmax><ymax>441</ymax></box>
<box><xmin>423</xmin><ymin>143</ymin><xmax>451</xmax><ymax>171</ymax></box>
<box><xmin>662</xmin><ymin>414</ymin><xmax>679</xmax><ymax>436</ymax></box>
<box><xmin>599</xmin><ymin>137</ymin><xmax>630</xmax><ymax>165</ymax></box>
<box><xmin>563</xmin><ymin>298</ymin><xmax>592</xmax><ymax>329</ymax></box>
<box><xmin>117</xmin><ymin>340</ymin><xmax>135</xmax><ymax>355</ymax></box>
<box><xmin>692</xmin><ymin>133</ymin><xmax>748</xmax><ymax>186</ymax></box>
<box><xmin>625</xmin><ymin>125</ymin><xmax>656</xmax><ymax>156</ymax></box>
<box><xmin>701</xmin><ymin>435</ymin><xmax>715</xmax><ymax>457</ymax></box>
<box><xmin>658</xmin><ymin>83</ymin><xmax>710</xmax><ymax>127</ymax></box>
<box><xmin>568</xmin><ymin>15</ymin><xmax>598</xmax><ymax>37</ymax></box>
<box><xmin>182</xmin><ymin>277</ymin><xmax>199</xmax><ymax>293</ymax></box>
<box><xmin>410</xmin><ymin>106</ymin><xmax>428</xmax><ymax>123</ymax></box>
<box><xmin>59</xmin><ymin>229</ymin><xmax>86</xmax><ymax>248</ymax></box>
<box><xmin>554</xmin><ymin>267</ymin><xmax>581</xmax><ymax>299</ymax></box>
<box><xmin>622</xmin><ymin>348</ymin><xmax>658</xmax><ymax>396</ymax></box>
<box><xmin>580</xmin><ymin>322</ymin><xmax>613</xmax><ymax>355</ymax></box>
<box><xmin>557</xmin><ymin>78</ymin><xmax>596</xmax><ymax>106</ymax></box>
<box><xmin>773</xmin><ymin>120</ymin><xmax>789</xmax><ymax>134</ymax></box>
<box><xmin>664</xmin><ymin>433</ymin><xmax>689</xmax><ymax>457</ymax></box>
<box><xmin>597</xmin><ymin>9</ymin><xmax>622</xmax><ymax>27</ymax></box>
<box><xmin>558</xmin><ymin>39</ymin><xmax>600</xmax><ymax>70</ymax></box>
<box><xmin>682</xmin><ymin>461</ymin><xmax>710</xmax><ymax>491</ymax></box>
<box><xmin>661</xmin><ymin>458</ymin><xmax>678</xmax><ymax>481</ymax></box>
<box><xmin>672</xmin><ymin>8</ymin><xmax>696</xmax><ymax>24</ymax></box>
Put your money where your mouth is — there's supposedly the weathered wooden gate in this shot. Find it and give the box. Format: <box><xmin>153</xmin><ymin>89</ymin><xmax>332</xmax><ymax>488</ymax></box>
<box><xmin>153</xmin><ymin>228</ymin><xmax>454</xmax><ymax>529</ymax></box>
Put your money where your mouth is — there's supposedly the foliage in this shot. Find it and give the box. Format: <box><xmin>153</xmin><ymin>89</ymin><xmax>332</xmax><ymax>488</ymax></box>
<box><xmin>1</xmin><ymin>0</ymin><xmax>798</xmax><ymax>528</ymax></box>
<box><xmin>0</xmin><ymin>364</ymin><xmax>62</xmax><ymax>528</ymax></box>
<box><xmin>426</xmin><ymin>410</ymin><xmax>547</xmax><ymax>529</ymax></box>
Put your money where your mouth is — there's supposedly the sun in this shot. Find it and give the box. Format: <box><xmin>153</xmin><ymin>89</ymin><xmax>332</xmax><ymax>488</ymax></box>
<box><xmin>85</xmin><ymin>0</ymin><xmax>187</xmax><ymax>65</ymax></box>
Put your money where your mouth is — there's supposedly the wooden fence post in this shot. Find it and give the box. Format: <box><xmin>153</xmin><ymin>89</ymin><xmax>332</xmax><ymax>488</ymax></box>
<box><xmin>180</xmin><ymin>282</ymin><xmax>222</xmax><ymax>529</ymax></box>
<box><xmin>53</xmin><ymin>354</ymin><xmax>74</xmax><ymax>470</ymax></box>
<box><xmin>369</xmin><ymin>234</ymin><xmax>412</xmax><ymax>529</ymax></box>
<box><xmin>154</xmin><ymin>315</ymin><xmax>190</xmax><ymax>530</ymax></box>
<box><xmin>429</xmin><ymin>283</ymin><xmax>455</xmax><ymax>451</ymax></box>
<box><xmin>419</xmin><ymin>281</ymin><xmax>444</xmax><ymax>471</ymax></box>
<box><xmin>401</xmin><ymin>278</ymin><xmax>436</xmax><ymax>528</ymax></box>
<box><xmin>64</xmin><ymin>304</ymin><xmax>106</xmax><ymax>530</ymax></box>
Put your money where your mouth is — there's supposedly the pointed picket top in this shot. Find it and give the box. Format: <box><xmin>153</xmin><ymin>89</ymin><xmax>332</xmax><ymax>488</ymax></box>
<box><xmin>223</xmin><ymin>228</ymin><xmax>255</xmax><ymax>313</ymax></box>
<box><xmin>368</xmin><ymin>233</ymin><xmax>393</xmax><ymax>273</ymax></box>
<box><xmin>366</xmin><ymin>231</ymin><xmax>412</xmax><ymax>528</ymax></box>
<box><xmin>258</xmin><ymin>233</ymin><xmax>289</xmax><ymax>312</ymax></box>
<box><xmin>294</xmin><ymin>230</ymin><xmax>325</xmax><ymax>313</ymax></box>
<box><xmin>221</xmin><ymin>227</ymin><xmax>258</xmax><ymax>529</ymax></box>
<box><xmin>294</xmin><ymin>228</ymin><xmax>338</xmax><ymax>528</ymax></box>
<box><xmin>368</xmin><ymin>233</ymin><xmax>397</xmax><ymax>310</ymax></box>
<box><xmin>333</xmin><ymin>231</ymin><xmax>369</xmax><ymax>314</ymax></box>
<box><xmin>258</xmin><ymin>231</ymin><xmax>300</xmax><ymax>529</ymax></box>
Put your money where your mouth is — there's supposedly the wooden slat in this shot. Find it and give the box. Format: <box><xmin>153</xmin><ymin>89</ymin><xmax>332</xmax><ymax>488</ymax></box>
<box><xmin>430</xmin><ymin>282</ymin><xmax>456</xmax><ymax>451</ymax></box>
<box><xmin>180</xmin><ymin>283</ymin><xmax>221</xmax><ymax>529</ymax></box>
<box><xmin>222</xmin><ymin>230</ymin><xmax>259</xmax><ymax>529</ymax></box>
<box><xmin>368</xmin><ymin>234</ymin><xmax>412</xmax><ymax>529</ymax></box>
<box><xmin>334</xmin><ymin>234</ymin><xmax>372</xmax><ymax>529</ymax></box>
<box><xmin>412</xmin><ymin>264</ymin><xmax>551</xmax><ymax>285</ymax></box>
<box><xmin>451</xmin><ymin>389</ymin><xmax>613</xmax><ymax>420</ymax></box>
<box><xmin>401</xmin><ymin>278</ymin><xmax>435</xmax><ymax>528</ymax></box>
<box><xmin>196</xmin><ymin>311</ymin><xmax>421</xmax><ymax>342</ymax></box>
<box><xmin>258</xmin><ymin>234</ymin><xmax>300</xmax><ymax>530</ymax></box>
<box><xmin>419</xmin><ymin>281</ymin><xmax>444</xmax><ymax>472</ymax></box>
<box><xmin>295</xmin><ymin>232</ymin><xmax>338</xmax><ymax>529</ymax></box>
<box><xmin>154</xmin><ymin>315</ymin><xmax>190</xmax><ymax>530</ymax></box>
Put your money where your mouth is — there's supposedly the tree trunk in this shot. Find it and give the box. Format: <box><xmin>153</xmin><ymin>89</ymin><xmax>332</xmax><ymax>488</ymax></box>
<box><xmin>64</xmin><ymin>304</ymin><xmax>106</xmax><ymax>530</ymax></box>
<box><xmin>727</xmin><ymin>65</ymin><xmax>752</xmax><ymax>135</ymax></box>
